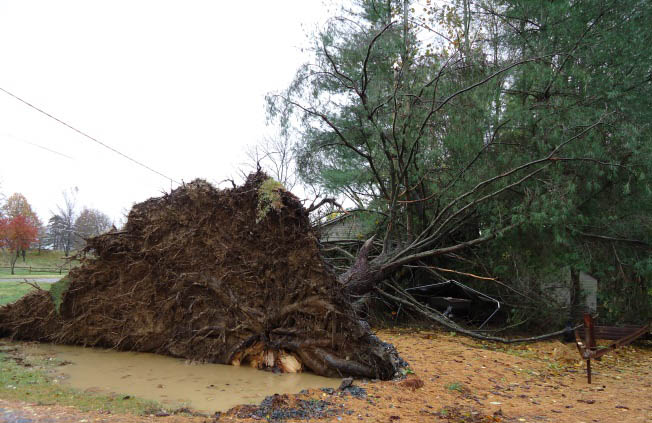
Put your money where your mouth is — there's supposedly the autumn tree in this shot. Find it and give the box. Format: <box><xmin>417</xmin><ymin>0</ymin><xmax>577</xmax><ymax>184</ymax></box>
<box><xmin>1</xmin><ymin>193</ymin><xmax>39</xmax><ymax>260</ymax></box>
<box><xmin>3</xmin><ymin>193</ymin><xmax>37</xmax><ymax>221</ymax></box>
<box><xmin>0</xmin><ymin>215</ymin><xmax>39</xmax><ymax>274</ymax></box>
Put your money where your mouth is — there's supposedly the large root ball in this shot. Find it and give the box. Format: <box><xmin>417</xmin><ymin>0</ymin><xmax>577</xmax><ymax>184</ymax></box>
<box><xmin>0</xmin><ymin>173</ymin><xmax>404</xmax><ymax>379</ymax></box>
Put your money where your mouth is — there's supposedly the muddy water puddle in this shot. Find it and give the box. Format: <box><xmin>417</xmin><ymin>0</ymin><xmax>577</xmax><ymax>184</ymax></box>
<box><xmin>27</xmin><ymin>344</ymin><xmax>341</xmax><ymax>413</ymax></box>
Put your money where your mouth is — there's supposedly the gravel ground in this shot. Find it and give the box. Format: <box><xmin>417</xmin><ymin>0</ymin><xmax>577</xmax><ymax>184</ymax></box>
<box><xmin>1</xmin><ymin>405</ymin><xmax>68</xmax><ymax>423</ymax></box>
<box><xmin>0</xmin><ymin>400</ymin><xmax>202</xmax><ymax>423</ymax></box>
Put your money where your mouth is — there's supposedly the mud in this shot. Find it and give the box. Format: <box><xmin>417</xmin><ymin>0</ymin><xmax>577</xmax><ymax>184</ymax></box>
<box><xmin>25</xmin><ymin>343</ymin><xmax>341</xmax><ymax>414</ymax></box>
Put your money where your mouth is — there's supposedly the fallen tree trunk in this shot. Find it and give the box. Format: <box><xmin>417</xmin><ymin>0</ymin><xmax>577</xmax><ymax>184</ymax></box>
<box><xmin>0</xmin><ymin>173</ymin><xmax>404</xmax><ymax>379</ymax></box>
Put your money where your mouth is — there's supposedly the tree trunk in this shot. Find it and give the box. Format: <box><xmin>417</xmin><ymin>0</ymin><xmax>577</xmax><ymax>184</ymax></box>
<box><xmin>10</xmin><ymin>250</ymin><xmax>19</xmax><ymax>275</ymax></box>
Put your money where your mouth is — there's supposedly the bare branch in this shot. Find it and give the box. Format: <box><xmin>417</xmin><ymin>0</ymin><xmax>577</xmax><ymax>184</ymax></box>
<box><xmin>362</xmin><ymin>21</ymin><xmax>396</xmax><ymax>93</ymax></box>
<box><xmin>383</xmin><ymin>223</ymin><xmax>518</xmax><ymax>274</ymax></box>
<box><xmin>378</xmin><ymin>285</ymin><xmax>579</xmax><ymax>344</ymax></box>
<box><xmin>306</xmin><ymin>198</ymin><xmax>343</xmax><ymax>213</ymax></box>
<box><xmin>568</xmin><ymin>226</ymin><xmax>650</xmax><ymax>247</ymax></box>
<box><xmin>21</xmin><ymin>279</ymin><xmax>44</xmax><ymax>292</ymax></box>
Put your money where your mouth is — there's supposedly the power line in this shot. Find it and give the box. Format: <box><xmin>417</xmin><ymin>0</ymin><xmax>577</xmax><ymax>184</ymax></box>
<box><xmin>1</xmin><ymin>132</ymin><xmax>74</xmax><ymax>160</ymax></box>
<box><xmin>0</xmin><ymin>87</ymin><xmax>180</xmax><ymax>185</ymax></box>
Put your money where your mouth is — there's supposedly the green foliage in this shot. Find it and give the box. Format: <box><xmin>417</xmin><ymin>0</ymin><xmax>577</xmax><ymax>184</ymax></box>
<box><xmin>49</xmin><ymin>275</ymin><xmax>71</xmax><ymax>313</ymax></box>
<box><xmin>256</xmin><ymin>178</ymin><xmax>285</xmax><ymax>223</ymax></box>
<box><xmin>400</xmin><ymin>367</ymin><xmax>415</xmax><ymax>376</ymax></box>
<box><xmin>269</xmin><ymin>0</ymin><xmax>652</xmax><ymax>325</ymax></box>
<box><xmin>479</xmin><ymin>0</ymin><xmax>652</xmax><ymax>324</ymax></box>
<box><xmin>444</xmin><ymin>381</ymin><xmax>464</xmax><ymax>392</ymax></box>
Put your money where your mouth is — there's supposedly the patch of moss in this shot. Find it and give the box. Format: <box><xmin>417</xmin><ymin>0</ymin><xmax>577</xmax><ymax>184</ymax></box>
<box><xmin>256</xmin><ymin>178</ymin><xmax>285</xmax><ymax>223</ymax></box>
<box><xmin>49</xmin><ymin>276</ymin><xmax>71</xmax><ymax>313</ymax></box>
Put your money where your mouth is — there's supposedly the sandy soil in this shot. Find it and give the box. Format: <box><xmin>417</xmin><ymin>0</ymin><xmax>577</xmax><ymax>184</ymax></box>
<box><xmin>2</xmin><ymin>329</ymin><xmax>651</xmax><ymax>423</ymax></box>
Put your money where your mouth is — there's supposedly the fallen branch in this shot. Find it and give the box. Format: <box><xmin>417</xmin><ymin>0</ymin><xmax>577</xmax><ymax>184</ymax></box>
<box><xmin>20</xmin><ymin>279</ymin><xmax>44</xmax><ymax>292</ymax></box>
<box><xmin>406</xmin><ymin>264</ymin><xmax>498</xmax><ymax>281</ymax></box>
<box><xmin>567</xmin><ymin>226</ymin><xmax>650</xmax><ymax>247</ymax></box>
<box><xmin>378</xmin><ymin>283</ymin><xmax>579</xmax><ymax>344</ymax></box>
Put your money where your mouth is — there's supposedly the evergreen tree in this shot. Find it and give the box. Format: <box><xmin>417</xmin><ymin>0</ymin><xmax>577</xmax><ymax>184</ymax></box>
<box><xmin>268</xmin><ymin>0</ymin><xmax>652</xmax><ymax>325</ymax></box>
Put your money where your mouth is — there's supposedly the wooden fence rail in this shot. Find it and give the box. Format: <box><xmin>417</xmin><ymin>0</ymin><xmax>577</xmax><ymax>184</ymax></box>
<box><xmin>0</xmin><ymin>266</ymin><xmax>66</xmax><ymax>275</ymax></box>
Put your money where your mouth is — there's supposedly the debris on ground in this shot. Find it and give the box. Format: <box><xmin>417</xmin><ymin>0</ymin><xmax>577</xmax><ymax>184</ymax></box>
<box><xmin>229</xmin><ymin>394</ymin><xmax>339</xmax><ymax>421</ymax></box>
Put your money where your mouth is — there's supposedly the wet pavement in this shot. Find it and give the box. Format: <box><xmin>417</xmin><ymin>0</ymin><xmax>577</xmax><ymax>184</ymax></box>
<box><xmin>0</xmin><ymin>278</ymin><xmax>60</xmax><ymax>283</ymax></box>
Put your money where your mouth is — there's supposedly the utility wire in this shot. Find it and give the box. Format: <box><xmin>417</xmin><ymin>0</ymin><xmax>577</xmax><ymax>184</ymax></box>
<box><xmin>0</xmin><ymin>87</ymin><xmax>180</xmax><ymax>185</ymax></box>
<box><xmin>1</xmin><ymin>132</ymin><xmax>74</xmax><ymax>160</ymax></box>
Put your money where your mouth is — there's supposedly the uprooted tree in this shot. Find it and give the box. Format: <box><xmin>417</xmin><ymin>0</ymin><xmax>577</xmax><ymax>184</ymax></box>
<box><xmin>0</xmin><ymin>173</ymin><xmax>404</xmax><ymax>379</ymax></box>
<box><xmin>267</xmin><ymin>0</ymin><xmax>652</xmax><ymax>327</ymax></box>
<box><xmin>1</xmin><ymin>0</ymin><xmax>650</xmax><ymax>380</ymax></box>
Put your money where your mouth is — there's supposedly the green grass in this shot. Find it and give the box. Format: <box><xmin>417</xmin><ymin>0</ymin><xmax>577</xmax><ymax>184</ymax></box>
<box><xmin>0</xmin><ymin>282</ymin><xmax>52</xmax><ymax>306</ymax></box>
<box><xmin>0</xmin><ymin>249</ymin><xmax>73</xmax><ymax>277</ymax></box>
<box><xmin>0</xmin><ymin>274</ymin><xmax>63</xmax><ymax>279</ymax></box>
<box><xmin>0</xmin><ymin>349</ymin><xmax>163</xmax><ymax>415</ymax></box>
<box><xmin>0</xmin><ymin>277</ymin><xmax>72</xmax><ymax>309</ymax></box>
<box><xmin>444</xmin><ymin>381</ymin><xmax>465</xmax><ymax>392</ymax></box>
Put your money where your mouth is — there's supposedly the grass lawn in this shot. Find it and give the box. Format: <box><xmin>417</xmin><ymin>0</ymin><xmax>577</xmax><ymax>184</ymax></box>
<box><xmin>0</xmin><ymin>249</ymin><xmax>73</xmax><ymax>278</ymax></box>
<box><xmin>0</xmin><ymin>274</ymin><xmax>62</xmax><ymax>279</ymax></box>
<box><xmin>0</xmin><ymin>282</ymin><xmax>52</xmax><ymax>306</ymax></box>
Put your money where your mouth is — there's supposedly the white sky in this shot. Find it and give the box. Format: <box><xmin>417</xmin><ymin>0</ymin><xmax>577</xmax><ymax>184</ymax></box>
<box><xmin>0</xmin><ymin>0</ymin><xmax>332</xmax><ymax>224</ymax></box>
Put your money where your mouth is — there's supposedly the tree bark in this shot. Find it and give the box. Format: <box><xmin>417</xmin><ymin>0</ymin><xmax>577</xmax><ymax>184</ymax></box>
<box><xmin>338</xmin><ymin>236</ymin><xmax>383</xmax><ymax>297</ymax></box>
<box><xmin>10</xmin><ymin>250</ymin><xmax>19</xmax><ymax>275</ymax></box>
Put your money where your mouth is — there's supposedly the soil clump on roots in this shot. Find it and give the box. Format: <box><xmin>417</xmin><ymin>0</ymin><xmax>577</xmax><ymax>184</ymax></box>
<box><xmin>0</xmin><ymin>173</ymin><xmax>403</xmax><ymax>379</ymax></box>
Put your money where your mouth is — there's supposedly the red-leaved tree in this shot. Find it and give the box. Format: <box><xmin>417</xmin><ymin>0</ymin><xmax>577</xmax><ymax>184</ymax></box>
<box><xmin>0</xmin><ymin>215</ymin><xmax>38</xmax><ymax>275</ymax></box>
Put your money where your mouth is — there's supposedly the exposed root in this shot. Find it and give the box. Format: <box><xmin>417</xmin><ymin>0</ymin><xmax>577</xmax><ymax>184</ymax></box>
<box><xmin>0</xmin><ymin>172</ymin><xmax>404</xmax><ymax>379</ymax></box>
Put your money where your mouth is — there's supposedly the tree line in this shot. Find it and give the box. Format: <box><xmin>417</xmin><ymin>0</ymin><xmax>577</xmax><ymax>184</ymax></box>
<box><xmin>0</xmin><ymin>187</ymin><xmax>112</xmax><ymax>274</ymax></box>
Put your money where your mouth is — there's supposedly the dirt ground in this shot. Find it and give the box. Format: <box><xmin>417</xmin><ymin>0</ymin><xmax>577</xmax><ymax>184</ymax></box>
<box><xmin>1</xmin><ymin>329</ymin><xmax>651</xmax><ymax>423</ymax></box>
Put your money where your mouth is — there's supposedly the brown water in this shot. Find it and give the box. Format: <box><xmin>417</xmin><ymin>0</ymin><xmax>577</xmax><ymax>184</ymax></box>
<box><xmin>29</xmin><ymin>344</ymin><xmax>341</xmax><ymax>413</ymax></box>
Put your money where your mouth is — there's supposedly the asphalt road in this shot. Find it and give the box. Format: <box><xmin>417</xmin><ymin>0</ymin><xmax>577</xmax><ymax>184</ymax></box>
<box><xmin>0</xmin><ymin>278</ymin><xmax>60</xmax><ymax>283</ymax></box>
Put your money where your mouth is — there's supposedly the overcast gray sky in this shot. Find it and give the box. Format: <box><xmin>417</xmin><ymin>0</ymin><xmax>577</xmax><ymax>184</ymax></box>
<box><xmin>0</xmin><ymin>0</ymin><xmax>331</xmax><ymax>224</ymax></box>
